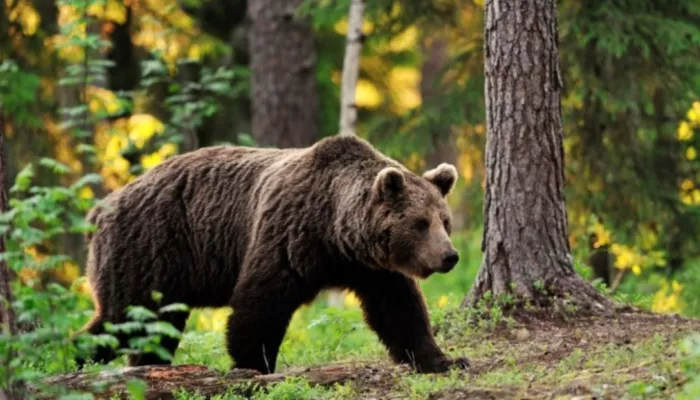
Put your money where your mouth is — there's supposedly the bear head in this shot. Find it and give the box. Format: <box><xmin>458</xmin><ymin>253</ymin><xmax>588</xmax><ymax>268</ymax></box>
<box><xmin>370</xmin><ymin>163</ymin><xmax>460</xmax><ymax>279</ymax></box>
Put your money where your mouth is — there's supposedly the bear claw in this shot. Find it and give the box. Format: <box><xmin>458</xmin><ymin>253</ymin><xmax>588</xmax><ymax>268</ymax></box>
<box><xmin>416</xmin><ymin>356</ymin><xmax>470</xmax><ymax>373</ymax></box>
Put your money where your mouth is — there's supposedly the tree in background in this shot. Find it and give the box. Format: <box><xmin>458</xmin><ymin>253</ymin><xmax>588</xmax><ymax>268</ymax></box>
<box><xmin>0</xmin><ymin>100</ymin><xmax>23</xmax><ymax>400</ymax></box>
<box><xmin>0</xmin><ymin>115</ymin><xmax>17</xmax><ymax>337</ymax></box>
<box><xmin>248</xmin><ymin>0</ymin><xmax>319</xmax><ymax>147</ymax></box>
<box><xmin>464</xmin><ymin>0</ymin><xmax>615</xmax><ymax>312</ymax></box>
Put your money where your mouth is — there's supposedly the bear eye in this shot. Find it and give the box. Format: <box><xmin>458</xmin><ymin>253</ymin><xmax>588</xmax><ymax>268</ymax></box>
<box><xmin>414</xmin><ymin>219</ymin><xmax>430</xmax><ymax>232</ymax></box>
<box><xmin>443</xmin><ymin>218</ymin><xmax>450</xmax><ymax>231</ymax></box>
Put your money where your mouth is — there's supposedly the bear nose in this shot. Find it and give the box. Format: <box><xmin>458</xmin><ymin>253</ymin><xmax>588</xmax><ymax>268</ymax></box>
<box><xmin>440</xmin><ymin>251</ymin><xmax>459</xmax><ymax>272</ymax></box>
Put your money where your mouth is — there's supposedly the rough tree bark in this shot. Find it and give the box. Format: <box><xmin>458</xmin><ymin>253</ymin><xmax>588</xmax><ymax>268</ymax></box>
<box><xmin>248</xmin><ymin>0</ymin><xmax>318</xmax><ymax>147</ymax></box>
<box><xmin>328</xmin><ymin>0</ymin><xmax>365</xmax><ymax>308</ymax></box>
<box><xmin>0</xmin><ymin>102</ymin><xmax>23</xmax><ymax>400</ymax></box>
<box><xmin>0</xmin><ymin>109</ymin><xmax>17</xmax><ymax>335</ymax></box>
<box><xmin>463</xmin><ymin>0</ymin><xmax>614</xmax><ymax>313</ymax></box>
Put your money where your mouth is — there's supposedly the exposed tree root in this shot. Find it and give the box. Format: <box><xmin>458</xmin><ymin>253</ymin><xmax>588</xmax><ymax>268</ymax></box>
<box><xmin>462</xmin><ymin>267</ymin><xmax>632</xmax><ymax>320</ymax></box>
<box><xmin>33</xmin><ymin>363</ymin><xmax>393</xmax><ymax>399</ymax></box>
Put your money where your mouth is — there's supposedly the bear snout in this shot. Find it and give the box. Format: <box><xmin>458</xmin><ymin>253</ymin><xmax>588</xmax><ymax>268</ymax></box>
<box><xmin>438</xmin><ymin>250</ymin><xmax>459</xmax><ymax>272</ymax></box>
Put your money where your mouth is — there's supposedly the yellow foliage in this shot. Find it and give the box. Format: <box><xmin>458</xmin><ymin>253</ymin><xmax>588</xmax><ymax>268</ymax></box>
<box><xmin>19</xmin><ymin>246</ymin><xmax>44</xmax><ymax>285</ymax></box>
<box><xmin>687</xmin><ymin>101</ymin><xmax>700</xmax><ymax>123</ymax></box>
<box><xmin>79</xmin><ymin>187</ymin><xmax>94</xmax><ymax>200</ymax></box>
<box><xmin>333</xmin><ymin>18</ymin><xmax>375</xmax><ymax>35</ymax></box>
<box><xmin>638</xmin><ymin>225</ymin><xmax>659</xmax><ymax>251</ymax></box>
<box><xmin>610</xmin><ymin>243</ymin><xmax>665</xmax><ymax>275</ymax></box>
<box><xmin>54</xmin><ymin>4</ymin><xmax>88</xmax><ymax>62</ymax></box>
<box><xmin>86</xmin><ymin>0</ymin><xmax>127</xmax><ymax>24</ymax></box>
<box><xmin>389</xmin><ymin>67</ymin><xmax>421</xmax><ymax>113</ymax></box>
<box><xmin>685</xmin><ymin>146</ymin><xmax>697</xmax><ymax>161</ymax></box>
<box><xmin>44</xmin><ymin>116</ymin><xmax>83</xmax><ymax>174</ymax></box>
<box><xmin>195</xmin><ymin>308</ymin><xmax>233</xmax><ymax>332</ymax></box>
<box><xmin>71</xmin><ymin>276</ymin><xmax>93</xmax><ymax>297</ymax></box>
<box><xmin>18</xmin><ymin>268</ymin><xmax>40</xmax><ymax>285</ymax></box>
<box><xmin>405</xmin><ymin>152</ymin><xmax>425</xmax><ymax>172</ymax></box>
<box><xmin>676</xmin><ymin>121</ymin><xmax>693</xmax><ymax>141</ymax></box>
<box><xmin>344</xmin><ymin>292</ymin><xmax>360</xmax><ymax>307</ymax></box>
<box><xmin>652</xmin><ymin>280</ymin><xmax>684</xmax><ymax>314</ymax></box>
<box><xmin>679</xmin><ymin>188</ymin><xmax>700</xmax><ymax>205</ymax></box>
<box><xmin>128</xmin><ymin>114</ymin><xmax>165</xmax><ymax>147</ymax></box>
<box><xmin>458</xmin><ymin>155</ymin><xmax>474</xmax><ymax>183</ymax></box>
<box><xmin>355</xmin><ymin>79</ymin><xmax>383</xmax><ymax>108</ymax></box>
<box><xmin>438</xmin><ymin>295</ymin><xmax>448</xmax><ymax>308</ymax></box>
<box><xmin>53</xmin><ymin>262</ymin><xmax>81</xmax><ymax>285</ymax></box>
<box><xmin>7</xmin><ymin>0</ymin><xmax>40</xmax><ymax>36</ymax></box>
<box><xmin>389</xmin><ymin>26</ymin><xmax>418</xmax><ymax>53</ymax></box>
<box><xmin>592</xmin><ymin>221</ymin><xmax>611</xmax><ymax>248</ymax></box>
<box><xmin>129</xmin><ymin>0</ymin><xmax>221</xmax><ymax>69</ymax></box>
<box><xmin>141</xmin><ymin>148</ymin><xmax>165</xmax><ymax>170</ymax></box>
<box><xmin>681</xmin><ymin>179</ymin><xmax>695</xmax><ymax>191</ymax></box>
<box><xmin>88</xmin><ymin>87</ymin><xmax>123</xmax><ymax>116</ymax></box>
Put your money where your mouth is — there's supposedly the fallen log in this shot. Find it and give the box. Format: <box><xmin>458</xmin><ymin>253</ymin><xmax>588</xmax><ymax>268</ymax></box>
<box><xmin>33</xmin><ymin>363</ymin><xmax>392</xmax><ymax>399</ymax></box>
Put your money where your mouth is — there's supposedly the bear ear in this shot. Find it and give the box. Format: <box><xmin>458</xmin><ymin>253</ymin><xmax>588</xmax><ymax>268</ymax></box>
<box><xmin>423</xmin><ymin>163</ymin><xmax>458</xmax><ymax>197</ymax></box>
<box><xmin>373</xmin><ymin>167</ymin><xmax>405</xmax><ymax>200</ymax></box>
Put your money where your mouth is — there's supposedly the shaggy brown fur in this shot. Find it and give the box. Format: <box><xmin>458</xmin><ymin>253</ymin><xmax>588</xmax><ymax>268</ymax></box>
<box><xmin>77</xmin><ymin>135</ymin><xmax>468</xmax><ymax>374</ymax></box>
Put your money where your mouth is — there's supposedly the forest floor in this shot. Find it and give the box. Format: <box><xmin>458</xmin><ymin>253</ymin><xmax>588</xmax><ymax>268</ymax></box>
<box><xmin>41</xmin><ymin>309</ymin><xmax>700</xmax><ymax>399</ymax></box>
<box><xmin>334</xmin><ymin>311</ymin><xmax>700</xmax><ymax>399</ymax></box>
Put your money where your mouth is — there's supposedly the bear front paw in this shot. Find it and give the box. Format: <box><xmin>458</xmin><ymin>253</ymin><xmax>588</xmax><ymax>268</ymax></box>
<box><xmin>415</xmin><ymin>356</ymin><xmax>470</xmax><ymax>373</ymax></box>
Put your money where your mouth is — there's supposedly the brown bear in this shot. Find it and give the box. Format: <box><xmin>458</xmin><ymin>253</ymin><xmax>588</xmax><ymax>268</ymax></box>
<box><xmin>77</xmin><ymin>135</ymin><xmax>468</xmax><ymax>374</ymax></box>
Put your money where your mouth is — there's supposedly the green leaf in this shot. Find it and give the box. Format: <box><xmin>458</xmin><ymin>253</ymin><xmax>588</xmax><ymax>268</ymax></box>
<box><xmin>126</xmin><ymin>306</ymin><xmax>158</xmax><ymax>322</ymax></box>
<box><xmin>158</xmin><ymin>303</ymin><xmax>189</xmax><ymax>314</ymax></box>
<box><xmin>39</xmin><ymin>158</ymin><xmax>72</xmax><ymax>175</ymax></box>
<box><xmin>126</xmin><ymin>379</ymin><xmax>147</xmax><ymax>400</ymax></box>
<box><xmin>11</xmin><ymin>164</ymin><xmax>35</xmax><ymax>192</ymax></box>
<box><xmin>70</xmin><ymin>173</ymin><xmax>103</xmax><ymax>190</ymax></box>
<box><xmin>145</xmin><ymin>321</ymin><xmax>182</xmax><ymax>339</ymax></box>
<box><xmin>105</xmin><ymin>321</ymin><xmax>143</xmax><ymax>334</ymax></box>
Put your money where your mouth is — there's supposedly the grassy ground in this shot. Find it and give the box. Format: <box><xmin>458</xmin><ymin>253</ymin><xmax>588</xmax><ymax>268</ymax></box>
<box><xmin>164</xmin><ymin>301</ymin><xmax>700</xmax><ymax>400</ymax></box>
<box><xmin>47</xmin><ymin>231</ymin><xmax>699</xmax><ymax>399</ymax></box>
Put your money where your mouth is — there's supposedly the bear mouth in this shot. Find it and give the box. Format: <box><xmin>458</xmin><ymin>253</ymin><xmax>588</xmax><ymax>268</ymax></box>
<box><xmin>417</xmin><ymin>266</ymin><xmax>436</xmax><ymax>279</ymax></box>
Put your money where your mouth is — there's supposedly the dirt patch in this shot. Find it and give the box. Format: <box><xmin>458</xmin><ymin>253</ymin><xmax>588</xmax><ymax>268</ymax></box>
<box><xmin>349</xmin><ymin>310</ymin><xmax>700</xmax><ymax>399</ymax></box>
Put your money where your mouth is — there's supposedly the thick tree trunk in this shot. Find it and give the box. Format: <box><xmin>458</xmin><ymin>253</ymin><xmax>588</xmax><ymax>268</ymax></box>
<box><xmin>248</xmin><ymin>0</ymin><xmax>318</xmax><ymax>147</ymax></box>
<box><xmin>464</xmin><ymin>0</ymin><xmax>614</xmax><ymax>313</ymax></box>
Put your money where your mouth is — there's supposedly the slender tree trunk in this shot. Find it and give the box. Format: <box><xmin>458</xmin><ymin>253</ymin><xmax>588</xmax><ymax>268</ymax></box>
<box><xmin>463</xmin><ymin>0</ymin><xmax>613</xmax><ymax>313</ymax></box>
<box><xmin>338</xmin><ymin>0</ymin><xmax>364</xmax><ymax>137</ymax></box>
<box><xmin>328</xmin><ymin>0</ymin><xmax>365</xmax><ymax>308</ymax></box>
<box><xmin>0</xmin><ymin>103</ymin><xmax>24</xmax><ymax>400</ymax></box>
<box><xmin>248</xmin><ymin>0</ymin><xmax>318</xmax><ymax>147</ymax></box>
<box><xmin>0</xmin><ymin>111</ymin><xmax>17</xmax><ymax>336</ymax></box>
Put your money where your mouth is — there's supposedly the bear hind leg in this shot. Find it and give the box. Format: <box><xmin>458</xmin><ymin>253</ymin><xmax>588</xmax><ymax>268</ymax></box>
<box><xmin>226</xmin><ymin>269</ymin><xmax>302</xmax><ymax>374</ymax></box>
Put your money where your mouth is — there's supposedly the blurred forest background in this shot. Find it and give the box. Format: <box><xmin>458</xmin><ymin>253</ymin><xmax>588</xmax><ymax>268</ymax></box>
<box><xmin>1</xmin><ymin>0</ymin><xmax>700</xmax><ymax>377</ymax></box>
